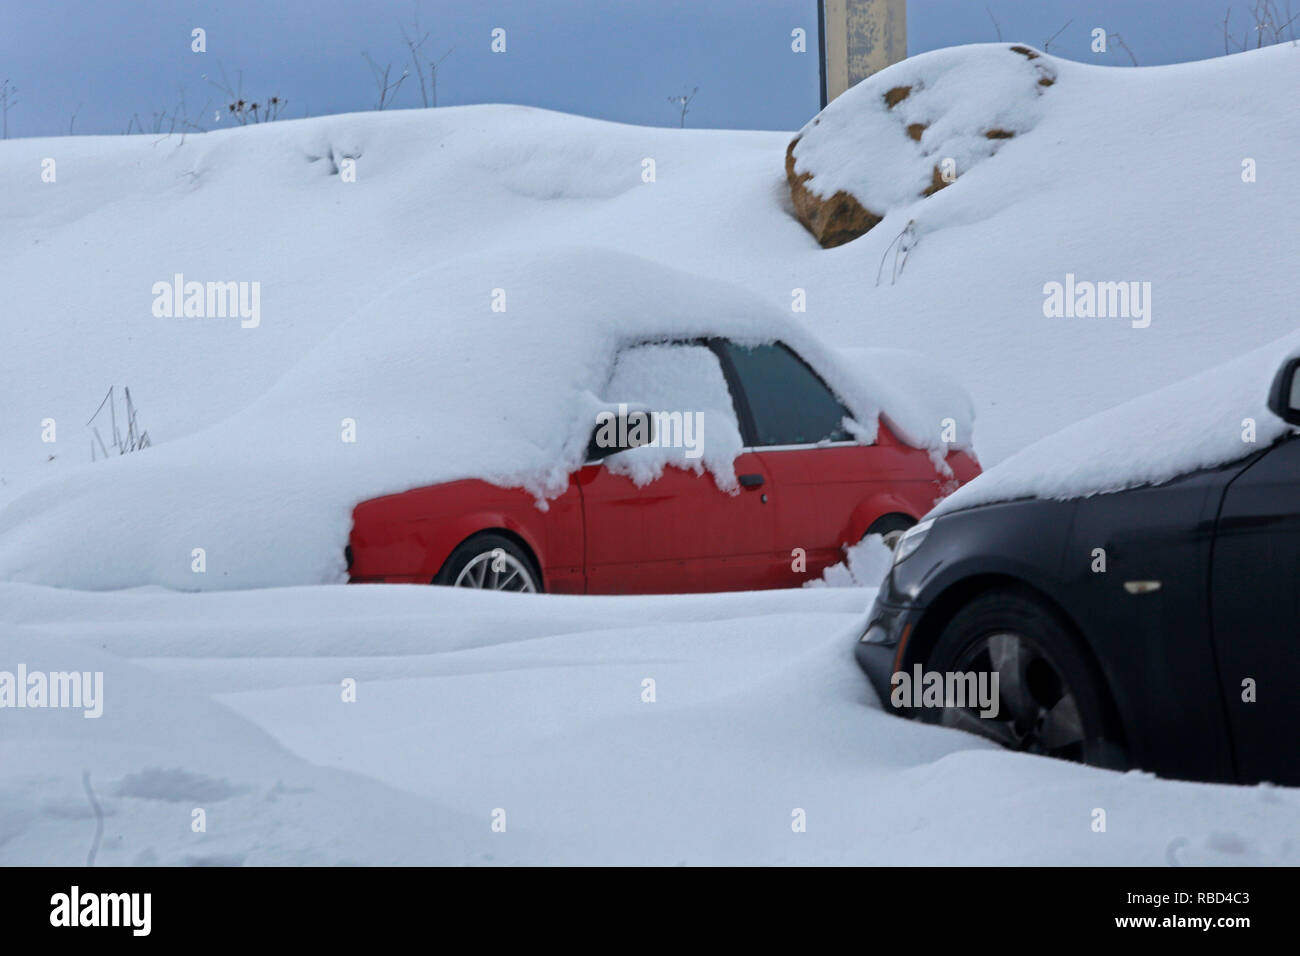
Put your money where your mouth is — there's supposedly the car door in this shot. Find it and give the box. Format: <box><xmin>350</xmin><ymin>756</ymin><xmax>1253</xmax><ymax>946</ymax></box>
<box><xmin>578</xmin><ymin>341</ymin><xmax>777</xmax><ymax>594</ymax></box>
<box><xmin>1210</xmin><ymin>434</ymin><xmax>1300</xmax><ymax>785</ymax></box>
<box><xmin>714</xmin><ymin>339</ymin><xmax>900</xmax><ymax>585</ymax></box>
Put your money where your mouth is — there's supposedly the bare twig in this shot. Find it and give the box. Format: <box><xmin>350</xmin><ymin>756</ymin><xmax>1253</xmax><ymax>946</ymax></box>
<box><xmin>399</xmin><ymin>10</ymin><xmax>454</xmax><ymax>109</ymax></box>
<box><xmin>986</xmin><ymin>6</ymin><xmax>1003</xmax><ymax>41</ymax></box>
<box><xmin>363</xmin><ymin>52</ymin><xmax>408</xmax><ymax>110</ymax></box>
<box><xmin>667</xmin><ymin>87</ymin><xmax>699</xmax><ymax>128</ymax></box>
<box><xmin>82</xmin><ymin>771</ymin><xmax>104</xmax><ymax>867</ymax></box>
<box><xmin>1223</xmin><ymin>1</ymin><xmax>1298</xmax><ymax>52</ymax></box>
<box><xmin>1108</xmin><ymin>32</ymin><xmax>1139</xmax><ymax>65</ymax></box>
<box><xmin>875</xmin><ymin>220</ymin><xmax>918</xmax><ymax>287</ymax></box>
<box><xmin>207</xmin><ymin>63</ymin><xmax>286</xmax><ymax>124</ymax></box>
<box><xmin>87</xmin><ymin>386</ymin><xmax>150</xmax><ymax>461</ymax></box>
<box><xmin>1043</xmin><ymin>19</ymin><xmax>1073</xmax><ymax>52</ymax></box>
<box><xmin>0</xmin><ymin>79</ymin><xmax>18</xmax><ymax>139</ymax></box>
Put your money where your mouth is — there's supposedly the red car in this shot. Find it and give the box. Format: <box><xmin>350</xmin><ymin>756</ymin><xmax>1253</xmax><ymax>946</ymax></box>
<box><xmin>348</xmin><ymin>338</ymin><xmax>979</xmax><ymax>594</ymax></box>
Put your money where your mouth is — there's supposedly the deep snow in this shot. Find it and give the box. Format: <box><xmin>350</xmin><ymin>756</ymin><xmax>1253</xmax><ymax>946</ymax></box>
<box><xmin>2</xmin><ymin>42</ymin><xmax>1300</xmax><ymax>864</ymax></box>
<box><xmin>0</xmin><ymin>245</ymin><xmax>974</xmax><ymax>590</ymax></box>
<box><xmin>4</xmin><ymin>43</ymin><xmax>1300</xmax><ymax>574</ymax></box>
<box><xmin>2</xmin><ymin>582</ymin><xmax>1295</xmax><ymax>866</ymax></box>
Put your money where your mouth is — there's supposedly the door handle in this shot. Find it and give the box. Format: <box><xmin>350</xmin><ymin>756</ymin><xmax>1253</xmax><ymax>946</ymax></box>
<box><xmin>739</xmin><ymin>473</ymin><xmax>765</xmax><ymax>488</ymax></box>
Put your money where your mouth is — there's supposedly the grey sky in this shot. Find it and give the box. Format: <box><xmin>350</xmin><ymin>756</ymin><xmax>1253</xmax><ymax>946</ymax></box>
<box><xmin>0</xmin><ymin>1</ymin><xmax>1275</xmax><ymax>139</ymax></box>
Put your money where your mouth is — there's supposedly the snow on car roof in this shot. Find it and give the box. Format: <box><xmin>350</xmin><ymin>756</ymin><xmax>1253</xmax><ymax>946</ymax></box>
<box><xmin>0</xmin><ymin>245</ymin><xmax>973</xmax><ymax>590</ymax></box>
<box><xmin>931</xmin><ymin>330</ymin><xmax>1300</xmax><ymax>516</ymax></box>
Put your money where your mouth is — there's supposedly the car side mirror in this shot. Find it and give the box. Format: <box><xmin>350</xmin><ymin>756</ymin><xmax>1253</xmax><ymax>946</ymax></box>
<box><xmin>1267</xmin><ymin>357</ymin><xmax>1300</xmax><ymax>426</ymax></box>
<box><xmin>586</xmin><ymin>407</ymin><xmax>656</xmax><ymax>462</ymax></box>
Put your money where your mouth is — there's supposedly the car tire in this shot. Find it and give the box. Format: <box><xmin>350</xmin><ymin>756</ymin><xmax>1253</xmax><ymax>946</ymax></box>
<box><xmin>919</xmin><ymin>590</ymin><xmax>1127</xmax><ymax>769</ymax></box>
<box><xmin>436</xmin><ymin>533</ymin><xmax>542</xmax><ymax>593</ymax></box>
<box><xmin>866</xmin><ymin>513</ymin><xmax>915</xmax><ymax>551</ymax></box>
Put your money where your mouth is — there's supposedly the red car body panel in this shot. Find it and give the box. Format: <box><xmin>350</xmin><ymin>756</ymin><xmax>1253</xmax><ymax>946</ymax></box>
<box><xmin>348</xmin><ymin>422</ymin><xmax>980</xmax><ymax>594</ymax></box>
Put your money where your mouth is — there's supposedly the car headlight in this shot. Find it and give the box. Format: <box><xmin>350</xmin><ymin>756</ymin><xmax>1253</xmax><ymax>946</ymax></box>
<box><xmin>892</xmin><ymin>518</ymin><xmax>935</xmax><ymax>566</ymax></box>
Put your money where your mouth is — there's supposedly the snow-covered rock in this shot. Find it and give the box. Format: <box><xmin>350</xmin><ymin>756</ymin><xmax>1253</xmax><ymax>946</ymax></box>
<box><xmin>786</xmin><ymin>43</ymin><xmax>1056</xmax><ymax>246</ymax></box>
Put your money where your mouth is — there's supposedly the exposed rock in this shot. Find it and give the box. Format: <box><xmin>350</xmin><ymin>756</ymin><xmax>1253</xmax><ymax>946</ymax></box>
<box><xmin>785</xmin><ymin>138</ymin><xmax>883</xmax><ymax>248</ymax></box>
<box><xmin>883</xmin><ymin>85</ymin><xmax>912</xmax><ymax>108</ymax></box>
<box><xmin>921</xmin><ymin>165</ymin><xmax>952</xmax><ymax>197</ymax></box>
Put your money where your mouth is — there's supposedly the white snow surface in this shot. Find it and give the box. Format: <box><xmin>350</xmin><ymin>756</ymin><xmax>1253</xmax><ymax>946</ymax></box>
<box><xmin>2</xmin><ymin>582</ymin><xmax>1294</xmax><ymax>866</ymax></box>
<box><xmin>804</xmin><ymin>534</ymin><xmax>894</xmax><ymax>588</ymax></box>
<box><xmin>2</xmin><ymin>43</ymin><xmax>1300</xmax><ymax>863</ymax></box>
<box><xmin>4</xmin><ymin>44</ymin><xmax>1300</xmax><ymax>589</ymax></box>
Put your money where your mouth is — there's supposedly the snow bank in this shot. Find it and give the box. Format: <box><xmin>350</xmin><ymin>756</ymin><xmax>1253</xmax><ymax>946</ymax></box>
<box><xmin>803</xmin><ymin>534</ymin><xmax>893</xmax><ymax>588</ymax></box>
<box><xmin>934</xmin><ymin>331</ymin><xmax>1300</xmax><ymax>514</ymax></box>
<box><xmin>5</xmin><ymin>42</ymin><xmax>1300</xmax><ymax>589</ymax></box>
<box><xmin>3</xmin><ymin>580</ymin><xmax>1295</xmax><ymax>864</ymax></box>
<box><xmin>837</xmin><ymin>346</ymin><xmax>977</xmax><ymax>459</ymax></box>
<box><xmin>0</xmin><ymin>246</ymin><xmax>971</xmax><ymax>590</ymax></box>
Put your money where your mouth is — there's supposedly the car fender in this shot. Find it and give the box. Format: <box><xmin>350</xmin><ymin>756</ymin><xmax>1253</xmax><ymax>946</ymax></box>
<box><xmin>848</xmin><ymin>492</ymin><xmax>922</xmax><ymax>541</ymax></box>
<box><xmin>415</xmin><ymin>510</ymin><xmax>548</xmax><ymax>581</ymax></box>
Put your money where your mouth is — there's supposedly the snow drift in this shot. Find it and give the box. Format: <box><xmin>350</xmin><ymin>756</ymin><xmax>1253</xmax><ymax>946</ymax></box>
<box><xmin>0</xmin><ymin>246</ymin><xmax>973</xmax><ymax>590</ymax></box>
<box><xmin>2</xmin><ymin>42</ymin><xmax>1300</xmax><ymax>589</ymax></box>
<box><xmin>2</xmin><ymin>40</ymin><xmax>1300</xmax><ymax>866</ymax></box>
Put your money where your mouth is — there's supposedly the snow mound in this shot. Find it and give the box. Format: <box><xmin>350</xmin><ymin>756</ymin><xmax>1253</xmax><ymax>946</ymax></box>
<box><xmin>789</xmin><ymin>43</ymin><xmax>1055</xmax><ymax>222</ymax></box>
<box><xmin>933</xmin><ymin>330</ymin><xmax>1300</xmax><ymax>514</ymax></box>
<box><xmin>5</xmin><ymin>43</ymin><xmax>1300</xmax><ymax>587</ymax></box>
<box><xmin>0</xmin><ymin>246</ymin><xmax>972</xmax><ymax>590</ymax></box>
<box><xmin>9</xmin><ymin>580</ymin><xmax>1295</xmax><ymax>864</ymax></box>
<box><xmin>837</xmin><ymin>346</ymin><xmax>976</xmax><ymax>462</ymax></box>
<box><xmin>804</xmin><ymin>534</ymin><xmax>894</xmax><ymax>588</ymax></box>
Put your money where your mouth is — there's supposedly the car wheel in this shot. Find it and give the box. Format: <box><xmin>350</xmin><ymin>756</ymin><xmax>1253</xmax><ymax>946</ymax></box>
<box><xmin>867</xmin><ymin>514</ymin><xmax>915</xmax><ymax>551</ymax></box>
<box><xmin>921</xmin><ymin>590</ymin><xmax>1126</xmax><ymax>768</ymax></box>
<box><xmin>437</xmin><ymin>534</ymin><xmax>541</xmax><ymax>593</ymax></box>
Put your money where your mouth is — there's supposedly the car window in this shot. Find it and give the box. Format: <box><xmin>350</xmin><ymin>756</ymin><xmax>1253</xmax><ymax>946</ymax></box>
<box><xmin>721</xmin><ymin>341</ymin><xmax>853</xmax><ymax>447</ymax></box>
<box><xmin>595</xmin><ymin>342</ymin><xmax>742</xmax><ymax>464</ymax></box>
<box><xmin>604</xmin><ymin>343</ymin><xmax>727</xmax><ymax>408</ymax></box>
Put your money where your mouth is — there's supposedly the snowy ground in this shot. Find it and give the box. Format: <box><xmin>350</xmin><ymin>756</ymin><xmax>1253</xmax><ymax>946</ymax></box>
<box><xmin>3</xmin><ymin>43</ymin><xmax>1299</xmax><ymax>864</ymax></box>
<box><xmin>3</xmin><ymin>582</ymin><xmax>1295</xmax><ymax>866</ymax></box>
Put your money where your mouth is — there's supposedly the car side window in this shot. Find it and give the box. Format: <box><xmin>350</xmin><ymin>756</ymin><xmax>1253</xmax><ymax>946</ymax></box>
<box><xmin>720</xmin><ymin>341</ymin><xmax>853</xmax><ymax>447</ymax></box>
<box><xmin>594</xmin><ymin>342</ymin><xmax>743</xmax><ymax>465</ymax></box>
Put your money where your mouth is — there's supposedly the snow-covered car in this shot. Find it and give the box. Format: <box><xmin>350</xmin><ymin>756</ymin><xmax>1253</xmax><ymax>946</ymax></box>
<box><xmin>0</xmin><ymin>248</ymin><xmax>979</xmax><ymax>591</ymax></box>
<box><xmin>347</xmin><ymin>336</ymin><xmax>980</xmax><ymax>594</ymax></box>
<box><xmin>855</xmin><ymin>343</ymin><xmax>1300</xmax><ymax>785</ymax></box>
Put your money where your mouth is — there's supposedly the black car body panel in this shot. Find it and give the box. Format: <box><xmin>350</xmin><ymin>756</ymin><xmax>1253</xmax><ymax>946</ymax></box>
<box><xmin>1211</xmin><ymin>436</ymin><xmax>1300</xmax><ymax>783</ymax></box>
<box><xmin>858</xmin><ymin>438</ymin><xmax>1299</xmax><ymax>785</ymax></box>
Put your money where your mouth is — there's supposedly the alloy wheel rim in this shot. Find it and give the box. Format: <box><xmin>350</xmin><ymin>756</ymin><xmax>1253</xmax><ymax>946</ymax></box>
<box><xmin>453</xmin><ymin>550</ymin><xmax>537</xmax><ymax>592</ymax></box>
<box><xmin>940</xmin><ymin>630</ymin><xmax>1087</xmax><ymax>761</ymax></box>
